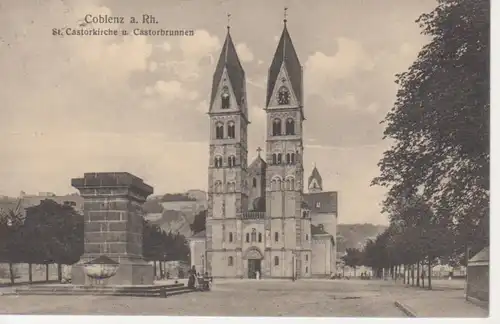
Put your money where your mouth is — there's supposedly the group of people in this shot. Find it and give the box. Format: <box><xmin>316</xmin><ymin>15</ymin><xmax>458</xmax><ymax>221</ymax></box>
<box><xmin>187</xmin><ymin>266</ymin><xmax>212</xmax><ymax>291</ymax></box>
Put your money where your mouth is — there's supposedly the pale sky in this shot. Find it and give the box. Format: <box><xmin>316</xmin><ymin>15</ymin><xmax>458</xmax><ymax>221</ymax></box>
<box><xmin>0</xmin><ymin>0</ymin><xmax>436</xmax><ymax>224</ymax></box>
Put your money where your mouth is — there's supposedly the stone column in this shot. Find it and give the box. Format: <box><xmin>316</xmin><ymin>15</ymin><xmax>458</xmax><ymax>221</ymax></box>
<box><xmin>71</xmin><ymin>172</ymin><xmax>154</xmax><ymax>286</ymax></box>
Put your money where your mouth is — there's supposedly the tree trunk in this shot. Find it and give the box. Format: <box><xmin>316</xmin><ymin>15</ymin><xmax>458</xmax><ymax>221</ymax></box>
<box><xmin>8</xmin><ymin>262</ymin><xmax>15</xmax><ymax>285</ymax></box>
<box><xmin>28</xmin><ymin>263</ymin><xmax>33</xmax><ymax>284</ymax></box>
<box><xmin>153</xmin><ymin>261</ymin><xmax>157</xmax><ymax>278</ymax></box>
<box><xmin>417</xmin><ymin>261</ymin><xmax>420</xmax><ymax>287</ymax></box>
<box><xmin>427</xmin><ymin>257</ymin><xmax>432</xmax><ymax>290</ymax></box>
<box><xmin>353</xmin><ymin>266</ymin><xmax>357</xmax><ymax>277</ymax></box>
<box><xmin>57</xmin><ymin>264</ymin><xmax>62</xmax><ymax>282</ymax></box>
<box><xmin>45</xmin><ymin>264</ymin><xmax>49</xmax><ymax>282</ymax></box>
<box><xmin>159</xmin><ymin>261</ymin><xmax>164</xmax><ymax>279</ymax></box>
<box><xmin>411</xmin><ymin>264</ymin><xmax>415</xmax><ymax>286</ymax></box>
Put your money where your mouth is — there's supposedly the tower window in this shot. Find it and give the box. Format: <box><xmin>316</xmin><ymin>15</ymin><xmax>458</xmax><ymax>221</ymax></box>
<box><xmin>246</xmin><ymin>233</ymin><xmax>250</xmax><ymax>243</ymax></box>
<box><xmin>221</xmin><ymin>87</ymin><xmax>230</xmax><ymax>109</ymax></box>
<box><xmin>215</xmin><ymin>122</ymin><xmax>224</xmax><ymax>139</ymax></box>
<box><xmin>214</xmin><ymin>156</ymin><xmax>223</xmax><ymax>168</ymax></box>
<box><xmin>272</xmin><ymin>118</ymin><xmax>282</xmax><ymax>136</ymax></box>
<box><xmin>228</xmin><ymin>155</ymin><xmax>236</xmax><ymax>167</ymax></box>
<box><xmin>305</xmin><ymin>266</ymin><xmax>308</xmax><ymax>274</ymax></box>
<box><xmin>252</xmin><ymin>177</ymin><xmax>257</xmax><ymax>188</ymax></box>
<box><xmin>291</xmin><ymin>153</ymin><xmax>296</xmax><ymax>164</ymax></box>
<box><xmin>227</xmin><ymin>182</ymin><xmax>236</xmax><ymax>192</ymax></box>
<box><xmin>258</xmin><ymin>233</ymin><xmax>262</xmax><ymax>243</ymax></box>
<box><xmin>227</xmin><ymin>121</ymin><xmax>235</xmax><ymax>139</ymax></box>
<box><xmin>272</xmin><ymin>154</ymin><xmax>277</xmax><ymax>165</ymax></box>
<box><xmin>305</xmin><ymin>254</ymin><xmax>308</xmax><ymax>261</ymax></box>
<box><xmin>286</xmin><ymin>118</ymin><xmax>295</xmax><ymax>135</ymax></box>
<box><xmin>229</xmin><ymin>232</ymin><xmax>233</xmax><ymax>242</ymax></box>
<box><xmin>274</xmin><ymin>256</ymin><xmax>280</xmax><ymax>266</ymax></box>
<box><xmin>214</xmin><ymin>181</ymin><xmax>223</xmax><ymax>194</ymax></box>
<box><xmin>277</xmin><ymin>153</ymin><xmax>282</xmax><ymax>164</ymax></box>
<box><xmin>274</xmin><ymin>232</ymin><xmax>279</xmax><ymax>242</ymax></box>
<box><xmin>251</xmin><ymin>228</ymin><xmax>257</xmax><ymax>242</ymax></box>
<box><xmin>305</xmin><ymin>234</ymin><xmax>309</xmax><ymax>241</ymax></box>
<box><xmin>228</xmin><ymin>256</ymin><xmax>233</xmax><ymax>266</ymax></box>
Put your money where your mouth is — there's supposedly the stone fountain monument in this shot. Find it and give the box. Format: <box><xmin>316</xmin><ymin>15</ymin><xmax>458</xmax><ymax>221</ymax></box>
<box><xmin>71</xmin><ymin>172</ymin><xmax>154</xmax><ymax>286</ymax></box>
<box><xmin>12</xmin><ymin>172</ymin><xmax>193</xmax><ymax>297</ymax></box>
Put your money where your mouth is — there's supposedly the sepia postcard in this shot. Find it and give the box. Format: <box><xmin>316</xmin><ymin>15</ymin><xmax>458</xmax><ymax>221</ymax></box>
<box><xmin>0</xmin><ymin>0</ymin><xmax>491</xmax><ymax>319</ymax></box>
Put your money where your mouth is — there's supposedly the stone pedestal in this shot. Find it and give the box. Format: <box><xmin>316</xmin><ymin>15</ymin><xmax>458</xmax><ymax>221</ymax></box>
<box><xmin>71</xmin><ymin>172</ymin><xmax>154</xmax><ymax>286</ymax></box>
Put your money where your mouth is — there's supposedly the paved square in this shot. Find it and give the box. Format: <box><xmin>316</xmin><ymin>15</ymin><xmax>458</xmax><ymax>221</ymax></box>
<box><xmin>0</xmin><ymin>279</ymin><xmax>408</xmax><ymax>316</ymax></box>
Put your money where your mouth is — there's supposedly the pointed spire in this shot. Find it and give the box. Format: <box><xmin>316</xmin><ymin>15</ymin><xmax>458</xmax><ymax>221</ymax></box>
<box><xmin>266</xmin><ymin>11</ymin><xmax>303</xmax><ymax>107</ymax></box>
<box><xmin>308</xmin><ymin>165</ymin><xmax>323</xmax><ymax>192</ymax></box>
<box><xmin>210</xmin><ymin>18</ymin><xmax>246</xmax><ymax>109</ymax></box>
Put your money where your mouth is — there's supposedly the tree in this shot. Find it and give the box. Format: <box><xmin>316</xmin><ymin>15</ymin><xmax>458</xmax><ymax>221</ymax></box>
<box><xmin>372</xmin><ymin>0</ymin><xmax>489</xmax><ymax>268</ymax></box>
<box><xmin>0</xmin><ymin>200</ymin><xmax>25</xmax><ymax>284</ymax></box>
<box><xmin>190</xmin><ymin>209</ymin><xmax>207</xmax><ymax>235</ymax></box>
<box><xmin>22</xmin><ymin>199</ymin><xmax>84</xmax><ymax>281</ymax></box>
<box><xmin>342</xmin><ymin>248</ymin><xmax>363</xmax><ymax>277</ymax></box>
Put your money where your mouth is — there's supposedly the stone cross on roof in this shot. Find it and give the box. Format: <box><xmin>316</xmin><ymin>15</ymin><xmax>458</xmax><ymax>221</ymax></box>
<box><xmin>256</xmin><ymin>147</ymin><xmax>262</xmax><ymax>156</ymax></box>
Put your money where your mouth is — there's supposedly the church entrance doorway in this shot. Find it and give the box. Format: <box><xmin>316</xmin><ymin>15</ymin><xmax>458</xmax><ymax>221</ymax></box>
<box><xmin>248</xmin><ymin>259</ymin><xmax>261</xmax><ymax>279</ymax></box>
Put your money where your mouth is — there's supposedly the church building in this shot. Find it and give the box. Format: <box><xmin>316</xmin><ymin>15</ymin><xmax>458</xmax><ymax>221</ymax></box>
<box><xmin>189</xmin><ymin>18</ymin><xmax>338</xmax><ymax>279</ymax></box>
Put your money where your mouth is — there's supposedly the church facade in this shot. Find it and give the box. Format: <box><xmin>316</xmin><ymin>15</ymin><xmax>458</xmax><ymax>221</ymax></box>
<box><xmin>189</xmin><ymin>20</ymin><xmax>338</xmax><ymax>279</ymax></box>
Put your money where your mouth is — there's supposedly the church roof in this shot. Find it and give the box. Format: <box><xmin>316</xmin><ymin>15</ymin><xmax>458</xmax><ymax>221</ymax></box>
<box><xmin>304</xmin><ymin>191</ymin><xmax>338</xmax><ymax>214</ymax></box>
<box><xmin>266</xmin><ymin>23</ymin><xmax>302</xmax><ymax>107</ymax></box>
<box><xmin>210</xmin><ymin>28</ymin><xmax>246</xmax><ymax>109</ymax></box>
<box><xmin>249</xmin><ymin>154</ymin><xmax>267</xmax><ymax>171</ymax></box>
<box><xmin>308</xmin><ymin>166</ymin><xmax>323</xmax><ymax>189</ymax></box>
<box><xmin>190</xmin><ymin>230</ymin><xmax>206</xmax><ymax>240</ymax></box>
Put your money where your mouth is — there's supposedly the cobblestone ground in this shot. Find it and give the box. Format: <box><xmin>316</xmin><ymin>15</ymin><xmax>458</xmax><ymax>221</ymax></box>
<box><xmin>0</xmin><ymin>279</ymin><xmax>468</xmax><ymax>316</ymax></box>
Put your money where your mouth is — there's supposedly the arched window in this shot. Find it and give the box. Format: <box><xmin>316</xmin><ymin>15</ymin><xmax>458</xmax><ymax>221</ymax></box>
<box><xmin>214</xmin><ymin>181</ymin><xmax>223</xmax><ymax>193</ymax></box>
<box><xmin>246</xmin><ymin>233</ymin><xmax>250</xmax><ymax>243</ymax></box>
<box><xmin>215</xmin><ymin>122</ymin><xmax>224</xmax><ymax>139</ymax></box>
<box><xmin>305</xmin><ymin>266</ymin><xmax>308</xmax><ymax>274</ymax></box>
<box><xmin>227</xmin><ymin>121</ymin><xmax>235</xmax><ymax>139</ymax></box>
<box><xmin>221</xmin><ymin>87</ymin><xmax>230</xmax><ymax>109</ymax></box>
<box><xmin>286</xmin><ymin>118</ymin><xmax>295</xmax><ymax>135</ymax></box>
<box><xmin>274</xmin><ymin>256</ymin><xmax>279</xmax><ymax>266</ymax></box>
<box><xmin>228</xmin><ymin>155</ymin><xmax>236</xmax><ymax>167</ymax></box>
<box><xmin>287</xmin><ymin>177</ymin><xmax>295</xmax><ymax>191</ymax></box>
<box><xmin>303</xmin><ymin>211</ymin><xmax>308</xmax><ymax>218</ymax></box>
<box><xmin>272</xmin><ymin>154</ymin><xmax>277</xmax><ymax>165</ymax></box>
<box><xmin>214</xmin><ymin>156</ymin><xmax>223</xmax><ymax>168</ymax></box>
<box><xmin>291</xmin><ymin>153</ymin><xmax>296</xmax><ymax>164</ymax></box>
<box><xmin>274</xmin><ymin>232</ymin><xmax>279</xmax><ymax>242</ymax></box>
<box><xmin>227</xmin><ymin>182</ymin><xmax>235</xmax><ymax>192</ymax></box>
<box><xmin>272</xmin><ymin>118</ymin><xmax>281</xmax><ymax>136</ymax></box>
<box><xmin>251</xmin><ymin>228</ymin><xmax>257</xmax><ymax>242</ymax></box>
<box><xmin>305</xmin><ymin>234</ymin><xmax>309</xmax><ymax>241</ymax></box>
<box><xmin>277</xmin><ymin>153</ymin><xmax>282</xmax><ymax>164</ymax></box>
<box><xmin>305</xmin><ymin>254</ymin><xmax>308</xmax><ymax>261</ymax></box>
<box><xmin>258</xmin><ymin>233</ymin><xmax>262</xmax><ymax>243</ymax></box>
<box><xmin>252</xmin><ymin>178</ymin><xmax>257</xmax><ymax>188</ymax></box>
<box><xmin>276</xmin><ymin>178</ymin><xmax>282</xmax><ymax>190</ymax></box>
<box><xmin>228</xmin><ymin>256</ymin><xmax>233</xmax><ymax>266</ymax></box>
<box><xmin>229</xmin><ymin>232</ymin><xmax>233</xmax><ymax>242</ymax></box>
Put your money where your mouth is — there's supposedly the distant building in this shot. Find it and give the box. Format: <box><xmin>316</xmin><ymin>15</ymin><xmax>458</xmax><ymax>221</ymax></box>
<box><xmin>0</xmin><ymin>192</ymin><xmax>83</xmax><ymax>217</ymax></box>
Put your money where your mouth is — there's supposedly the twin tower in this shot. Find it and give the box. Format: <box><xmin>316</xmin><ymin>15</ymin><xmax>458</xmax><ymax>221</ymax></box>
<box><xmin>205</xmin><ymin>19</ymin><xmax>311</xmax><ymax>278</ymax></box>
